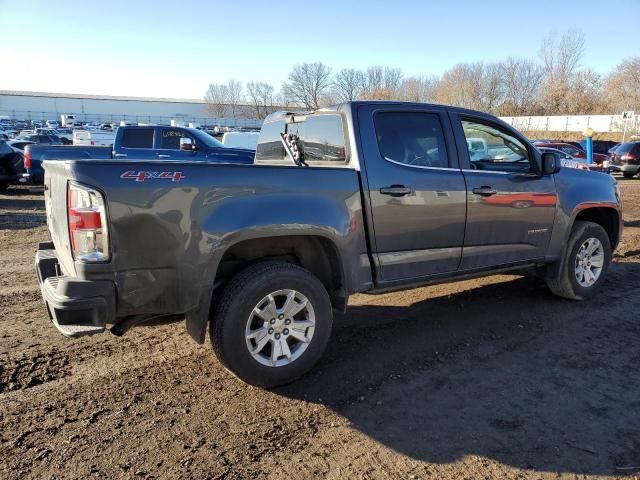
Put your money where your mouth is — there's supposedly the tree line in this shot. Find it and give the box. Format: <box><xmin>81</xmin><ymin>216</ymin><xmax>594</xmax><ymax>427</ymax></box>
<box><xmin>204</xmin><ymin>30</ymin><xmax>639</xmax><ymax>119</ymax></box>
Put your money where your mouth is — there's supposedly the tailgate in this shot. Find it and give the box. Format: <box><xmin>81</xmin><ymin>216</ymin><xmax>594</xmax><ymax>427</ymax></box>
<box><xmin>44</xmin><ymin>161</ymin><xmax>75</xmax><ymax>276</ymax></box>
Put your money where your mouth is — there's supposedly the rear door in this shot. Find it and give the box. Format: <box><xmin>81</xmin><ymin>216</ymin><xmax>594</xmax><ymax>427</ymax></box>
<box><xmin>115</xmin><ymin>127</ymin><xmax>155</xmax><ymax>159</ymax></box>
<box><xmin>358</xmin><ymin>104</ymin><xmax>467</xmax><ymax>282</ymax></box>
<box><xmin>450</xmin><ymin>112</ymin><xmax>557</xmax><ymax>270</ymax></box>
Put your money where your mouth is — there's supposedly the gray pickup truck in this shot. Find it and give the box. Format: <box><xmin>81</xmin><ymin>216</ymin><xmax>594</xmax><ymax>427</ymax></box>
<box><xmin>36</xmin><ymin>101</ymin><xmax>622</xmax><ymax>387</ymax></box>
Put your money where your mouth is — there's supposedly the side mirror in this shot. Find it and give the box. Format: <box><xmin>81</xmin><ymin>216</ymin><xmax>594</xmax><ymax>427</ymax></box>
<box><xmin>180</xmin><ymin>137</ymin><xmax>194</xmax><ymax>151</ymax></box>
<box><xmin>541</xmin><ymin>152</ymin><xmax>561</xmax><ymax>175</ymax></box>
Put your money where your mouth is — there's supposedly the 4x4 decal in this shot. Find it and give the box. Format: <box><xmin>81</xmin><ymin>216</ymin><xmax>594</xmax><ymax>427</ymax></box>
<box><xmin>120</xmin><ymin>171</ymin><xmax>185</xmax><ymax>182</ymax></box>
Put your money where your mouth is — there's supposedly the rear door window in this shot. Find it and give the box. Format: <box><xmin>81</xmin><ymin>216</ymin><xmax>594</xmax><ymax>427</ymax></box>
<box><xmin>121</xmin><ymin>128</ymin><xmax>154</xmax><ymax>149</ymax></box>
<box><xmin>373</xmin><ymin>112</ymin><xmax>449</xmax><ymax>168</ymax></box>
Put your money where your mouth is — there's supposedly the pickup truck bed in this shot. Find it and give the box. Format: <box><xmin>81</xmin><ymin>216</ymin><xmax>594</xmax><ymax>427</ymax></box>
<box><xmin>36</xmin><ymin>101</ymin><xmax>622</xmax><ymax>388</ymax></box>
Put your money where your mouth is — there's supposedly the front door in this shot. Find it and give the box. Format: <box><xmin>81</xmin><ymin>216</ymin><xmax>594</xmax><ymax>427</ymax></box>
<box><xmin>154</xmin><ymin>128</ymin><xmax>198</xmax><ymax>160</ymax></box>
<box><xmin>451</xmin><ymin>114</ymin><xmax>557</xmax><ymax>270</ymax></box>
<box><xmin>358</xmin><ymin>105</ymin><xmax>467</xmax><ymax>282</ymax></box>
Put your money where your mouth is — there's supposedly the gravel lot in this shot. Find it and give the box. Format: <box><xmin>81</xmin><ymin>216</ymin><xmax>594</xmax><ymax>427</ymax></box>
<box><xmin>1</xmin><ymin>179</ymin><xmax>639</xmax><ymax>480</ymax></box>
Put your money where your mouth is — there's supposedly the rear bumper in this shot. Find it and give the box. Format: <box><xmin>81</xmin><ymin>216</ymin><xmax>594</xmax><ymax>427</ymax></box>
<box><xmin>36</xmin><ymin>242</ymin><xmax>116</xmax><ymax>337</ymax></box>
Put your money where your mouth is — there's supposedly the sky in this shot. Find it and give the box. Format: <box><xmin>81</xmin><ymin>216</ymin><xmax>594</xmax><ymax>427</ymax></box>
<box><xmin>0</xmin><ymin>0</ymin><xmax>638</xmax><ymax>100</ymax></box>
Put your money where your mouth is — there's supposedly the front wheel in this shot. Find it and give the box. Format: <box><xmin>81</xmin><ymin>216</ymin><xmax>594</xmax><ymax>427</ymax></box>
<box><xmin>546</xmin><ymin>221</ymin><xmax>612</xmax><ymax>300</ymax></box>
<box><xmin>210</xmin><ymin>261</ymin><xmax>333</xmax><ymax>388</ymax></box>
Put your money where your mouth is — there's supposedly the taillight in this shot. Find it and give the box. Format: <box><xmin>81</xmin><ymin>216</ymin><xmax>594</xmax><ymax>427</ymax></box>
<box><xmin>67</xmin><ymin>182</ymin><xmax>109</xmax><ymax>262</ymax></box>
<box><xmin>24</xmin><ymin>150</ymin><xmax>31</xmax><ymax>169</ymax></box>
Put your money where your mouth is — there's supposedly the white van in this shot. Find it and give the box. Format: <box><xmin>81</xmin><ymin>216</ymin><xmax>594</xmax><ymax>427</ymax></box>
<box><xmin>221</xmin><ymin>131</ymin><xmax>259</xmax><ymax>150</ymax></box>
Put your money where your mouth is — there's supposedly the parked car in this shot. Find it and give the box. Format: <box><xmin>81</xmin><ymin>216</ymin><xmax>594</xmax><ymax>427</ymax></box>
<box><xmin>534</xmin><ymin>141</ymin><xmax>609</xmax><ymax>169</ymax></box>
<box><xmin>23</xmin><ymin>125</ymin><xmax>254</xmax><ymax>185</ymax></box>
<box><xmin>35</xmin><ymin>128</ymin><xmax>69</xmax><ymax>144</ymax></box>
<box><xmin>54</xmin><ymin>128</ymin><xmax>74</xmax><ymax>145</ymax></box>
<box><xmin>0</xmin><ymin>140</ymin><xmax>25</xmax><ymax>190</ymax></box>
<box><xmin>609</xmin><ymin>141</ymin><xmax>640</xmax><ymax>178</ymax></box>
<box><xmin>15</xmin><ymin>133</ymin><xmax>63</xmax><ymax>146</ymax></box>
<box><xmin>35</xmin><ymin>101</ymin><xmax>622</xmax><ymax>388</ymax></box>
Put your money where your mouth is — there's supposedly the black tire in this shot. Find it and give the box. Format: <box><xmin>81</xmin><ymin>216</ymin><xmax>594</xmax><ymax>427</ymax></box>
<box><xmin>623</xmin><ymin>172</ymin><xmax>636</xmax><ymax>179</ymax></box>
<box><xmin>210</xmin><ymin>261</ymin><xmax>333</xmax><ymax>388</ymax></box>
<box><xmin>546</xmin><ymin>221</ymin><xmax>612</xmax><ymax>300</ymax></box>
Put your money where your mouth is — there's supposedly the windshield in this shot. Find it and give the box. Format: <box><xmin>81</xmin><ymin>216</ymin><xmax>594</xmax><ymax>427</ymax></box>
<box><xmin>190</xmin><ymin>129</ymin><xmax>224</xmax><ymax>148</ymax></box>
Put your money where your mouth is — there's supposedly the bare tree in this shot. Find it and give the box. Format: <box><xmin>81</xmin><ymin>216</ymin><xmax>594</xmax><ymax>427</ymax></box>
<box><xmin>480</xmin><ymin>62</ymin><xmax>505</xmax><ymax>113</ymax></box>
<box><xmin>227</xmin><ymin>80</ymin><xmax>243</xmax><ymax>117</ymax></box>
<box><xmin>282</xmin><ymin>62</ymin><xmax>333</xmax><ymax>110</ymax></box>
<box><xmin>603</xmin><ymin>57</ymin><xmax>640</xmax><ymax>113</ymax></box>
<box><xmin>204</xmin><ymin>80</ymin><xmax>243</xmax><ymax>118</ymax></box>
<box><xmin>499</xmin><ymin>57</ymin><xmax>545</xmax><ymax>115</ymax></box>
<box><xmin>361</xmin><ymin>66</ymin><xmax>403</xmax><ymax>100</ymax></box>
<box><xmin>333</xmin><ymin>68</ymin><xmax>365</xmax><ymax>102</ymax></box>
<box><xmin>246</xmin><ymin>81</ymin><xmax>275</xmax><ymax>119</ymax></box>
<box><xmin>399</xmin><ymin>76</ymin><xmax>437</xmax><ymax>102</ymax></box>
<box><xmin>433</xmin><ymin>63</ymin><xmax>483</xmax><ymax>109</ymax></box>
<box><xmin>566</xmin><ymin>69</ymin><xmax>604</xmax><ymax>114</ymax></box>
<box><xmin>539</xmin><ymin>29</ymin><xmax>586</xmax><ymax>113</ymax></box>
<box><xmin>204</xmin><ymin>83</ymin><xmax>229</xmax><ymax>118</ymax></box>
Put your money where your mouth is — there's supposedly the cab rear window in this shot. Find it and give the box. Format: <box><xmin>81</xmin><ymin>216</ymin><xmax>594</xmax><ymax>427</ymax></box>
<box><xmin>256</xmin><ymin>114</ymin><xmax>346</xmax><ymax>164</ymax></box>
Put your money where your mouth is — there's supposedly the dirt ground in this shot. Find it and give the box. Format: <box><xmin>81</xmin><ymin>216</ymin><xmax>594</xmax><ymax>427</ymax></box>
<box><xmin>1</xmin><ymin>179</ymin><xmax>639</xmax><ymax>480</ymax></box>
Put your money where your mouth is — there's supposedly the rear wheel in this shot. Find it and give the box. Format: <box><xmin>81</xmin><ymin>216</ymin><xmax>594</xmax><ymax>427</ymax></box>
<box><xmin>210</xmin><ymin>261</ymin><xmax>333</xmax><ymax>388</ymax></box>
<box><xmin>546</xmin><ymin>221</ymin><xmax>612</xmax><ymax>300</ymax></box>
<box><xmin>623</xmin><ymin>172</ymin><xmax>636</xmax><ymax>178</ymax></box>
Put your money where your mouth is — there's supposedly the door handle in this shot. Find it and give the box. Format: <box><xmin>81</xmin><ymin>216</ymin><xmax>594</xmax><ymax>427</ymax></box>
<box><xmin>472</xmin><ymin>186</ymin><xmax>497</xmax><ymax>197</ymax></box>
<box><xmin>157</xmin><ymin>154</ymin><xmax>171</xmax><ymax>159</ymax></box>
<box><xmin>380</xmin><ymin>185</ymin><xmax>412</xmax><ymax>197</ymax></box>
<box><xmin>114</xmin><ymin>153</ymin><xmax>127</xmax><ymax>158</ymax></box>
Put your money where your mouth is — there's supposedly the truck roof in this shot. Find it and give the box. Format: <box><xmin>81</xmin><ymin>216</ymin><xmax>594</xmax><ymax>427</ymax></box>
<box><xmin>263</xmin><ymin>101</ymin><xmax>506</xmax><ymax>125</ymax></box>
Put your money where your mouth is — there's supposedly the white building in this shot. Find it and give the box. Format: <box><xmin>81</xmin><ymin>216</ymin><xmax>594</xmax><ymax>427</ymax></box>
<box><xmin>0</xmin><ymin>90</ymin><xmax>262</xmax><ymax>127</ymax></box>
